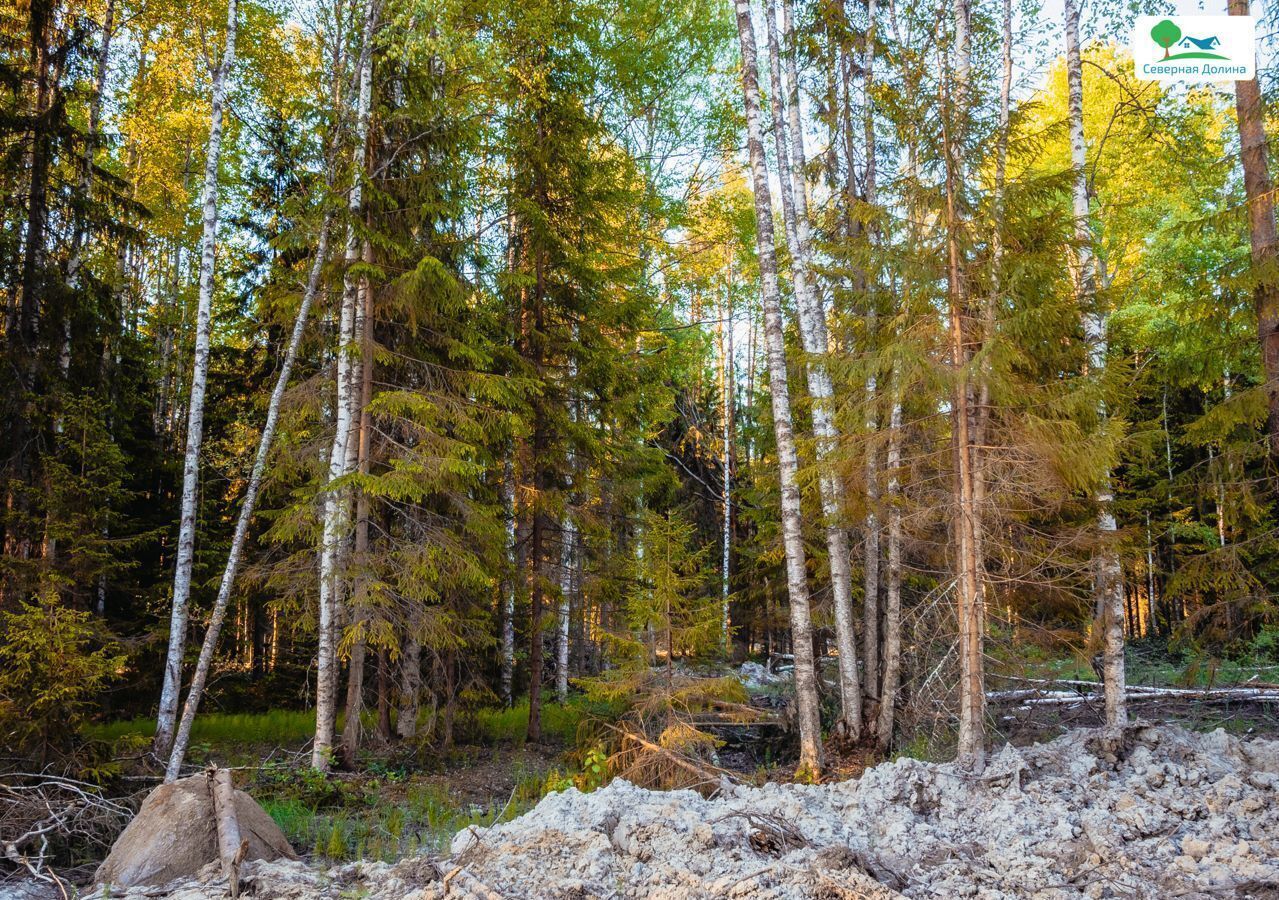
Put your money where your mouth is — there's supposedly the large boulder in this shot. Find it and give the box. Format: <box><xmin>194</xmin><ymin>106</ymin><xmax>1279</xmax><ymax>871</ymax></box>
<box><xmin>93</xmin><ymin>773</ymin><xmax>295</xmax><ymax>889</ymax></box>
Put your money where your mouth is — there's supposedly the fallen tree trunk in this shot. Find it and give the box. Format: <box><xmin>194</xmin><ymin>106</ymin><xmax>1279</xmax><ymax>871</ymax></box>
<box><xmin>988</xmin><ymin>683</ymin><xmax>1279</xmax><ymax>708</ymax></box>
<box><xmin>209</xmin><ymin>768</ymin><xmax>247</xmax><ymax>898</ymax></box>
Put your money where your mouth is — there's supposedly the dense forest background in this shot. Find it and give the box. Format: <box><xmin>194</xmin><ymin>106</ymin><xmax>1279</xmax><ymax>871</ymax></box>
<box><xmin>3</xmin><ymin>0</ymin><xmax>1279</xmax><ymax>789</ymax></box>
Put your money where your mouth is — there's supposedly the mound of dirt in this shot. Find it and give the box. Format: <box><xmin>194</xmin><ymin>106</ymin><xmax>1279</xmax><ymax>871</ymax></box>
<box><xmin>83</xmin><ymin>723</ymin><xmax>1279</xmax><ymax>899</ymax></box>
<box><xmin>92</xmin><ymin>773</ymin><xmax>295</xmax><ymax>890</ymax></box>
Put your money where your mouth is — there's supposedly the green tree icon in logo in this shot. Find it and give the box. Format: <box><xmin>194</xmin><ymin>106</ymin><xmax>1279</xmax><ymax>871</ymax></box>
<box><xmin>1151</xmin><ymin>19</ymin><xmax>1182</xmax><ymax>58</ymax></box>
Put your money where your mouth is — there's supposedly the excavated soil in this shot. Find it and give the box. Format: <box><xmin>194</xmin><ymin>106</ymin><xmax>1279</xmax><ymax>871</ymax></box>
<box><xmin>70</xmin><ymin>722</ymin><xmax>1279</xmax><ymax>899</ymax></box>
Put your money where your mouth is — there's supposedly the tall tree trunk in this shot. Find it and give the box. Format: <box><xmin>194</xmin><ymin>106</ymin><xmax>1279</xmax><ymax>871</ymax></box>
<box><xmin>556</xmin><ymin>345</ymin><xmax>579</xmax><ymax>704</ymax></box>
<box><xmin>721</xmin><ymin>268</ymin><xmax>734</xmax><ymax>655</ymax></box>
<box><xmin>940</xmin><ymin>8</ymin><xmax>985</xmax><ymax>769</ymax></box>
<box><xmin>155</xmin><ymin>0</ymin><xmax>239</xmax><ymax>758</ymax></box>
<box><xmin>859</xmin><ymin>0</ymin><xmax>882</xmax><ymax>710</ymax></box>
<box><xmin>1229</xmin><ymin>0</ymin><xmax>1279</xmax><ymax>458</ymax></box>
<box><xmin>556</xmin><ymin>515</ymin><xmax>573</xmax><ymax>703</ymax></box>
<box><xmin>527</xmin><ymin>452</ymin><xmax>545</xmax><ymax>742</ymax></box>
<box><xmin>1064</xmin><ymin>0</ymin><xmax>1126</xmax><ymax>732</ymax></box>
<box><xmin>315</xmin><ymin>0</ymin><xmax>377</xmax><ymax>770</ymax></box>
<box><xmin>733</xmin><ymin>0</ymin><xmax>823</xmax><ymax>776</ymax></box>
<box><xmin>765</xmin><ymin>0</ymin><xmax>862</xmax><ymax>738</ymax></box>
<box><xmin>875</xmin><ymin>380</ymin><xmax>902</xmax><ymax>752</ymax></box>
<box><xmin>340</xmin><ymin>239</ymin><xmax>376</xmax><ymax>768</ymax></box>
<box><xmin>396</xmin><ymin>636</ymin><xmax>420</xmax><ymax>739</ymax></box>
<box><xmin>500</xmin><ymin>456</ymin><xmax>517</xmax><ymax>705</ymax></box>
<box><xmin>164</xmin><ymin>217</ymin><xmax>331</xmax><ymax>781</ymax></box>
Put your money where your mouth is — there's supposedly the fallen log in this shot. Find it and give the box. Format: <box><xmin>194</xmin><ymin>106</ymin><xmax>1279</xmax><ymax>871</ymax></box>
<box><xmin>209</xmin><ymin>768</ymin><xmax>248</xmax><ymax>899</ymax></box>
<box><xmin>988</xmin><ymin>684</ymin><xmax>1279</xmax><ymax>709</ymax></box>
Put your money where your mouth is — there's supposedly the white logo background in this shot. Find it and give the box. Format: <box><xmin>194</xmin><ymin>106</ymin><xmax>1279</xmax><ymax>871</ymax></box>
<box><xmin>1132</xmin><ymin>15</ymin><xmax>1256</xmax><ymax>82</ymax></box>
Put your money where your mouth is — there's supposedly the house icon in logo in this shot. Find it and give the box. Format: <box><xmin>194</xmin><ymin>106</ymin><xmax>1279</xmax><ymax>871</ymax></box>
<box><xmin>1151</xmin><ymin>19</ymin><xmax>1229</xmax><ymax>60</ymax></box>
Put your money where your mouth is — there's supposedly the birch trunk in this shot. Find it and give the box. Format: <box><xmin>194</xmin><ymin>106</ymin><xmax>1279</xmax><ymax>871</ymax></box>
<box><xmin>315</xmin><ymin>0</ymin><xmax>377</xmax><ymax>770</ymax></box>
<box><xmin>1064</xmin><ymin>0</ymin><xmax>1126</xmax><ymax>732</ymax></box>
<box><xmin>734</xmin><ymin>0</ymin><xmax>823</xmax><ymax>776</ymax></box>
<box><xmin>1228</xmin><ymin>0</ymin><xmax>1279</xmax><ymax>458</ymax></box>
<box><xmin>556</xmin><ymin>345</ymin><xmax>579</xmax><ymax>704</ymax></box>
<box><xmin>209</xmin><ymin>768</ymin><xmax>246</xmax><ymax>899</ymax></box>
<box><xmin>164</xmin><ymin>217</ymin><xmax>331</xmax><ymax>782</ymax></box>
<box><xmin>155</xmin><ymin>0</ymin><xmax>238</xmax><ymax>757</ymax></box>
<box><xmin>859</xmin><ymin>0</ymin><xmax>882</xmax><ymax>706</ymax></box>
<box><xmin>765</xmin><ymin>0</ymin><xmax>861</xmax><ymax>738</ymax></box>
<box><xmin>500</xmin><ymin>457</ymin><xmax>517</xmax><ymax>705</ymax></box>
<box><xmin>556</xmin><ymin>517</ymin><xmax>573</xmax><ymax>703</ymax></box>
<box><xmin>875</xmin><ymin>384</ymin><xmax>902</xmax><ymax>752</ymax></box>
<box><xmin>340</xmin><ymin>242</ymin><xmax>376</xmax><ymax>767</ymax></box>
<box><xmin>721</xmin><ymin>273</ymin><xmax>734</xmax><ymax>655</ymax></box>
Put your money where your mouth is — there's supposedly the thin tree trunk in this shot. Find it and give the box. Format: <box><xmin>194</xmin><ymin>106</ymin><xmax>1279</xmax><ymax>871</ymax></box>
<box><xmin>733</xmin><ymin>0</ymin><xmax>823</xmax><ymax>776</ymax></box>
<box><xmin>556</xmin><ymin>344</ymin><xmax>579</xmax><ymax>704</ymax></box>
<box><xmin>164</xmin><ymin>217</ymin><xmax>332</xmax><ymax>782</ymax></box>
<box><xmin>500</xmin><ymin>456</ymin><xmax>517</xmax><ymax>705</ymax></box>
<box><xmin>396</xmin><ymin>636</ymin><xmax>420</xmax><ymax>739</ymax></box>
<box><xmin>1229</xmin><ymin>0</ymin><xmax>1279</xmax><ymax>459</ymax></box>
<box><xmin>1064</xmin><ymin>0</ymin><xmax>1126</xmax><ymax>732</ymax></box>
<box><xmin>340</xmin><ymin>240</ymin><xmax>376</xmax><ymax>768</ymax></box>
<box><xmin>527</xmin><ymin>463</ymin><xmax>545</xmax><ymax>742</ymax></box>
<box><xmin>940</xmin><ymin>15</ymin><xmax>985</xmax><ymax>769</ymax></box>
<box><xmin>876</xmin><ymin>381</ymin><xmax>902</xmax><ymax>753</ymax></box>
<box><xmin>765</xmin><ymin>0</ymin><xmax>861</xmax><ymax>738</ymax></box>
<box><xmin>155</xmin><ymin>0</ymin><xmax>239</xmax><ymax>758</ymax></box>
<box><xmin>315</xmin><ymin>0</ymin><xmax>377</xmax><ymax>770</ymax></box>
<box><xmin>556</xmin><ymin>515</ymin><xmax>573</xmax><ymax>703</ymax></box>
<box><xmin>721</xmin><ymin>268</ymin><xmax>734</xmax><ymax>655</ymax></box>
<box><xmin>859</xmin><ymin>0</ymin><xmax>882</xmax><ymax>708</ymax></box>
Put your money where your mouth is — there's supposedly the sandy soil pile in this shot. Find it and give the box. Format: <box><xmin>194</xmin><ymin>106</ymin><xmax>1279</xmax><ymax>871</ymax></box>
<box><xmin>77</xmin><ymin>722</ymin><xmax>1279</xmax><ymax>899</ymax></box>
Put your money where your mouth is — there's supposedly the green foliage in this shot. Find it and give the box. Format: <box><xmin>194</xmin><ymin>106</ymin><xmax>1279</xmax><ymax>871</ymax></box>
<box><xmin>0</xmin><ymin>589</ymin><xmax>123</xmax><ymax>763</ymax></box>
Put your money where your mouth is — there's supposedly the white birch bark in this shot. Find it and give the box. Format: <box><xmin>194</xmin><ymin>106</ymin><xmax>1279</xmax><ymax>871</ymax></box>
<box><xmin>556</xmin><ymin>516</ymin><xmax>573</xmax><ymax>703</ymax></box>
<box><xmin>734</xmin><ymin>0</ymin><xmax>823</xmax><ymax>775</ymax></box>
<box><xmin>1064</xmin><ymin>0</ymin><xmax>1126</xmax><ymax>732</ymax></box>
<box><xmin>721</xmin><ymin>272</ymin><xmax>734</xmax><ymax>654</ymax></box>
<box><xmin>155</xmin><ymin>0</ymin><xmax>238</xmax><ymax>757</ymax></box>
<box><xmin>315</xmin><ymin>0</ymin><xmax>378</xmax><ymax>770</ymax></box>
<box><xmin>875</xmin><ymin>383</ymin><xmax>902</xmax><ymax>751</ymax></box>
<box><xmin>164</xmin><ymin>217</ymin><xmax>332</xmax><ymax>782</ymax></box>
<box><xmin>859</xmin><ymin>0</ymin><xmax>881</xmax><ymax>704</ymax></box>
<box><xmin>765</xmin><ymin>0</ymin><xmax>861</xmax><ymax>737</ymax></box>
<box><xmin>501</xmin><ymin>457</ymin><xmax>517</xmax><ymax>705</ymax></box>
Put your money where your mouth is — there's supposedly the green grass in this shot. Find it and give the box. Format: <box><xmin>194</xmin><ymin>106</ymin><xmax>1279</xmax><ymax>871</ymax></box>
<box><xmin>86</xmin><ymin>709</ymin><xmax>320</xmax><ymax>746</ymax></box>
<box><xmin>259</xmin><ymin>770</ymin><xmax>550</xmax><ymax>864</ymax></box>
<box><xmin>471</xmin><ymin>697</ymin><xmax>621</xmax><ymax>745</ymax></box>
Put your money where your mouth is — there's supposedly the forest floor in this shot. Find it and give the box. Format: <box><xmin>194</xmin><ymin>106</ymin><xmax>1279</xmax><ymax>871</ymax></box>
<box><xmin>33</xmin><ymin>718</ymin><xmax>1279</xmax><ymax>900</ymax></box>
<box><xmin>5</xmin><ymin>654</ymin><xmax>1279</xmax><ymax>899</ymax></box>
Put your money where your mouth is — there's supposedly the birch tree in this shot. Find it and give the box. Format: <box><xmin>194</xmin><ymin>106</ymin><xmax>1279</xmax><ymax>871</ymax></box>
<box><xmin>733</xmin><ymin>0</ymin><xmax>823</xmax><ymax>776</ymax></box>
<box><xmin>501</xmin><ymin>457</ymin><xmax>517</xmax><ymax>705</ymax></box>
<box><xmin>764</xmin><ymin>0</ymin><xmax>861</xmax><ymax>738</ymax></box>
<box><xmin>1063</xmin><ymin>0</ymin><xmax>1126</xmax><ymax>731</ymax></box>
<box><xmin>315</xmin><ymin>0</ymin><xmax>378</xmax><ymax>771</ymax></box>
<box><xmin>941</xmin><ymin>0</ymin><xmax>985</xmax><ymax>769</ymax></box>
<box><xmin>165</xmin><ymin>217</ymin><xmax>332</xmax><ymax>782</ymax></box>
<box><xmin>155</xmin><ymin>0</ymin><xmax>239</xmax><ymax>758</ymax></box>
